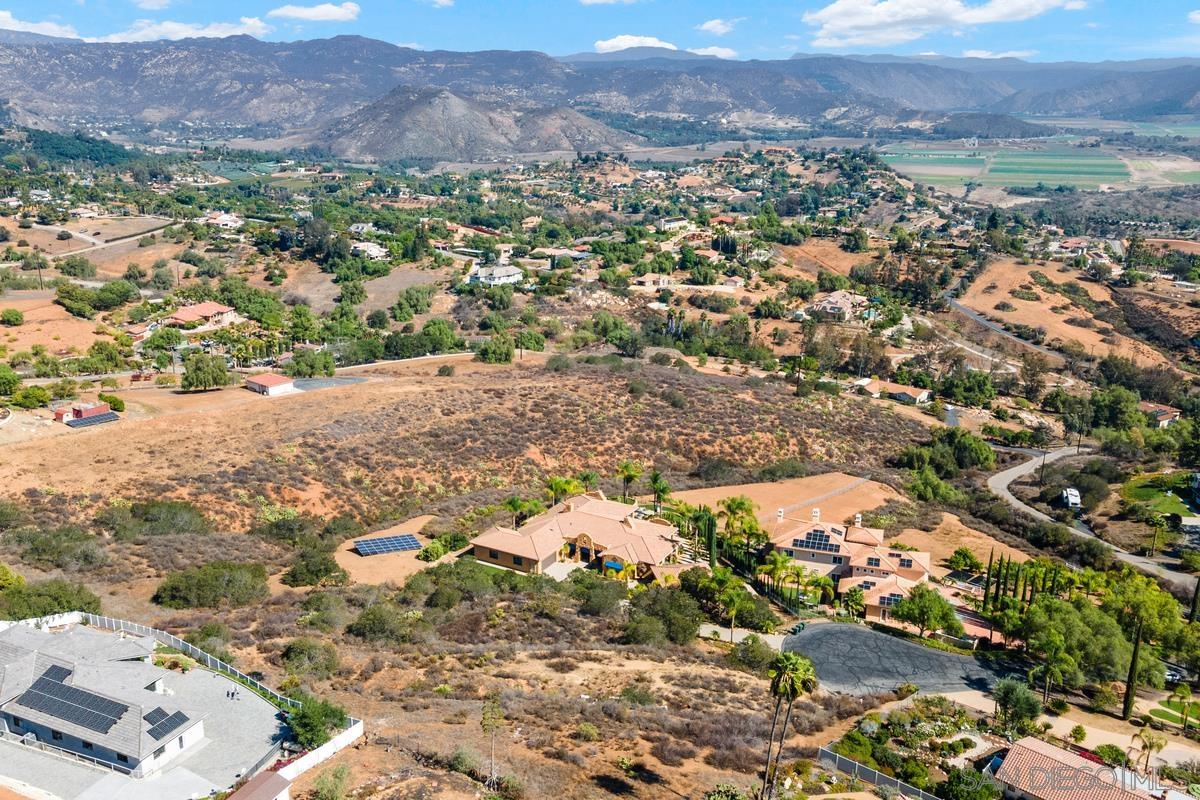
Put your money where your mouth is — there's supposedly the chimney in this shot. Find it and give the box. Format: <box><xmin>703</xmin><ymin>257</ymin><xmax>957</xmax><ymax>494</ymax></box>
<box><xmin>811</xmin><ymin>508</ymin><xmax>820</xmax><ymax>523</ymax></box>
<box><xmin>854</xmin><ymin>514</ymin><xmax>863</xmax><ymax>528</ymax></box>
<box><xmin>777</xmin><ymin>509</ymin><xmax>785</xmax><ymax>523</ymax></box>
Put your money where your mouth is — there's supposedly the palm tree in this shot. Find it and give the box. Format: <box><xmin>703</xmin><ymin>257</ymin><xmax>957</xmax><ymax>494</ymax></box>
<box><xmin>761</xmin><ymin>652</ymin><xmax>818</xmax><ymax>800</ymax></box>
<box><xmin>1130</xmin><ymin>729</ymin><xmax>1166</xmax><ymax>774</ymax></box>
<box><xmin>616</xmin><ymin>460</ymin><xmax>643</xmax><ymax>502</ymax></box>
<box><xmin>1028</xmin><ymin>640</ymin><xmax>1076</xmax><ymax>704</ymax></box>
<box><xmin>784</xmin><ymin>564</ymin><xmax>811</xmax><ymax>611</ymax></box>
<box><xmin>757</xmin><ymin>551</ymin><xmax>792</xmax><ymax>597</ymax></box>
<box><xmin>545</xmin><ymin>475</ymin><xmax>582</xmax><ymax>506</ymax></box>
<box><xmin>720</xmin><ymin>586</ymin><xmax>749</xmax><ymax>643</ymax></box>
<box><xmin>1148</xmin><ymin>514</ymin><xmax>1168</xmax><ymax>558</ymax></box>
<box><xmin>840</xmin><ymin>586</ymin><xmax>866</xmax><ymax>618</ymax></box>
<box><xmin>1173</xmin><ymin>684</ymin><xmax>1194</xmax><ymax>731</ymax></box>
<box><xmin>647</xmin><ymin>469</ymin><xmax>671</xmax><ymax>512</ymax></box>
<box><xmin>808</xmin><ymin>574</ymin><xmax>835</xmax><ymax>605</ymax></box>
<box><xmin>719</xmin><ymin>495</ymin><xmax>760</xmax><ymax>558</ymax></box>
<box><xmin>575</xmin><ymin>469</ymin><xmax>599</xmax><ymax>491</ymax></box>
<box><xmin>501</xmin><ymin>495</ymin><xmax>525</xmax><ymax>527</ymax></box>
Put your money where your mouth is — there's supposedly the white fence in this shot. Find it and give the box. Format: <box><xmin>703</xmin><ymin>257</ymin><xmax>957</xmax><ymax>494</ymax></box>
<box><xmin>278</xmin><ymin>719</ymin><xmax>365</xmax><ymax>781</ymax></box>
<box><xmin>3</xmin><ymin>611</ymin><xmax>363</xmax><ymax>784</ymax></box>
<box><xmin>818</xmin><ymin>747</ymin><xmax>940</xmax><ymax>800</ymax></box>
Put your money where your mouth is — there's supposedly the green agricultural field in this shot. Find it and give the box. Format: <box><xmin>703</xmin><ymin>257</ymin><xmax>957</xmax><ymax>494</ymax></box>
<box><xmin>881</xmin><ymin>143</ymin><xmax>1131</xmax><ymax>188</ymax></box>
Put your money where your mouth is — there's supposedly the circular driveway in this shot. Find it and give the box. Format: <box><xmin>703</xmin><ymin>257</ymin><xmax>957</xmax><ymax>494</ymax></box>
<box><xmin>783</xmin><ymin>623</ymin><xmax>1006</xmax><ymax>695</ymax></box>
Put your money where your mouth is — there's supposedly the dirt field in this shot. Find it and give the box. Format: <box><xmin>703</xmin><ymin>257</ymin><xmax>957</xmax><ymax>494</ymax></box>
<box><xmin>896</xmin><ymin>513</ymin><xmax>1029</xmax><ymax>577</ymax></box>
<box><xmin>334</xmin><ymin>514</ymin><xmax>437</xmax><ymax>585</ymax></box>
<box><xmin>959</xmin><ymin>257</ymin><xmax>1173</xmax><ymax>367</ymax></box>
<box><xmin>667</xmin><ymin>472</ymin><xmax>904</xmax><ymax>528</ymax></box>
<box><xmin>1148</xmin><ymin>238</ymin><xmax>1200</xmax><ymax>256</ymax></box>
<box><xmin>0</xmin><ymin>290</ymin><xmax>107</xmax><ymax>355</ymax></box>
<box><xmin>0</xmin><ymin>355</ymin><xmax>928</xmax><ymax>530</ymax></box>
<box><xmin>279</xmin><ymin>260</ymin><xmax>454</xmax><ymax>315</ymax></box>
<box><xmin>0</xmin><ymin>223</ymin><xmax>94</xmax><ymax>256</ymax></box>
<box><xmin>87</xmin><ymin>238</ymin><xmax>189</xmax><ymax>279</ymax></box>
<box><xmin>777</xmin><ymin>239</ymin><xmax>875</xmax><ymax>279</ymax></box>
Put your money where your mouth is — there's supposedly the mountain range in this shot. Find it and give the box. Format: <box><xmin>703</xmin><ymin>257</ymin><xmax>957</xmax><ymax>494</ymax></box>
<box><xmin>0</xmin><ymin>33</ymin><xmax>1197</xmax><ymax>161</ymax></box>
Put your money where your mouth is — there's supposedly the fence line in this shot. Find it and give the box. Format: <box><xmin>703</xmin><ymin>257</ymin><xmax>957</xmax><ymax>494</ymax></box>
<box><xmin>0</xmin><ymin>729</ymin><xmax>132</xmax><ymax>775</ymax></box>
<box><xmin>818</xmin><ymin>747</ymin><xmax>940</xmax><ymax>800</ymax></box>
<box><xmin>82</xmin><ymin>613</ymin><xmax>302</xmax><ymax>710</ymax></box>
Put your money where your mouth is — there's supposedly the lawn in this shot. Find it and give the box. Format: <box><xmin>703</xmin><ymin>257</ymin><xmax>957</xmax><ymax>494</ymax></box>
<box><xmin>1152</xmin><ymin>698</ymin><xmax>1200</xmax><ymax>728</ymax></box>
<box><xmin>1121</xmin><ymin>473</ymin><xmax>1195</xmax><ymax>517</ymax></box>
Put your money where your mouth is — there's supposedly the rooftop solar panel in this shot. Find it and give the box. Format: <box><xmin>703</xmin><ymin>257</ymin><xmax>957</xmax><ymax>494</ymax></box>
<box><xmin>144</xmin><ymin>707</ymin><xmax>169</xmax><ymax>725</ymax></box>
<box><xmin>42</xmin><ymin>665</ymin><xmax>72</xmax><ymax>683</ymax></box>
<box><xmin>147</xmin><ymin>711</ymin><xmax>189</xmax><ymax>741</ymax></box>
<box><xmin>17</xmin><ymin>676</ymin><xmax>129</xmax><ymax>734</ymax></box>
<box><xmin>354</xmin><ymin>534</ymin><xmax>422</xmax><ymax>556</ymax></box>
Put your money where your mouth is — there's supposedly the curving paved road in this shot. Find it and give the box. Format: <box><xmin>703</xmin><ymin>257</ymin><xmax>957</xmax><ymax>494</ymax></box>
<box><xmin>783</xmin><ymin>624</ymin><xmax>1006</xmax><ymax>695</ymax></box>
<box><xmin>987</xmin><ymin>447</ymin><xmax>1196</xmax><ymax>591</ymax></box>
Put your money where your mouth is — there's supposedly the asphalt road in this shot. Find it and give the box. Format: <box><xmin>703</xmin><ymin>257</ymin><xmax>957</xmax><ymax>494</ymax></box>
<box><xmin>782</xmin><ymin>624</ymin><xmax>1005</xmax><ymax>695</ymax></box>
<box><xmin>987</xmin><ymin>447</ymin><xmax>1197</xmax><ymax>591</ymax></box>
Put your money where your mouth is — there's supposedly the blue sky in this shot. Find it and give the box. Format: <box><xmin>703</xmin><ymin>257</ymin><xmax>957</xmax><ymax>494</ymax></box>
<box><xmin>5</xmin><ymin>0</ymin><xmax>1200</xmax><ymax>61</ymax></box>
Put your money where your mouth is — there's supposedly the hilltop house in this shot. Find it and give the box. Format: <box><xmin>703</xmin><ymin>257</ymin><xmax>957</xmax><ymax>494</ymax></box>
<box><xmin>809</xmin><ymin>290</ymin><xmax>869</xmax><ymax>322</ymax></box>
<box><xmin>166</xmin><ymin>302</ymin><xmax>238</xmax><ymax>330</ymax></box>
<box><xmin>351</xmin><ymin>241</ymin><xmax>388</xmax><ymax>261</ymax></box>
<box><xmin>471</xmin><ymin>493</ymin><xmax>682</xmax><ymax>580</ymax></box>
<box><xmin>192</xmin><ymin>211</ymin><xmax>244</xmax><ymax>230</ymax></box>
<box><xmin>856</xmin><ymin>378</ymin><xmax>932</xmax><ymax>405</ymax></box>
<box><xmin>990</xmin><ymin>737</ymin><xmax>1144</xmax><ymax>800</ymax></box>
<box><xmin>1140</xmin><ymin>401</ymin><xmax>1182</xmax><ymax>429</ymax></box>
<box><xmin>0</xmin><ymin>625</ymin><xmax>205</xmax><ymax>778</ymax></box>
<box><xmin>469</xmin><ymin>264</ymin><xmax>523</xmax><ymax>287</ymax></box>
<box><xmin>767</xmin><ymin>509</ymin><xmax>933</xmax><ymax>623</ymax></box>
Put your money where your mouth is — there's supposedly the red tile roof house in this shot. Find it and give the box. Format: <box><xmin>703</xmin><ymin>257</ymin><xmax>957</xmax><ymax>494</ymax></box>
<box><xmin>992</xmin><ymin>737</ymin><xmax>1146</xmax><ymax>800</ymax></box>
<box><xmin>857</xmin><ymin>378</ymin><xmax>932</xmax><ymax>405</ymax></box>
<box><xmin>1139</xmin><ymin>401</ymin><xmax>1182</xmax><ymax>429</ymax></box>
<box><xmin>765</xmin><ymin>509</ymin><xmax>935</xmax><ymax>623</ymax></box>
<box><xmin>471</xmin><ymin>493</ymin><xmax>682</xmax><ymax>580</ymax></box>
<box><xmin>166</xmin><ymin>302</ymin><xmax>238</xmax><ymax>330</ymax></box>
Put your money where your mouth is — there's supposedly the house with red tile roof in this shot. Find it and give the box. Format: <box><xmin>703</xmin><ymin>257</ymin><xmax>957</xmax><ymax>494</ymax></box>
<box><xmin>471</xmin><ymin>493</ymin><xmax>681</xmax><ymax>579</ymax></box>
<box><xmin>166</xmin><ymin>302</ymin><xmax>238</xmax><ymax>329</ymax></box>
<box><xmin>1139</xmin><ymin>401</ymin><xmax>1182</xmax><ymax>429</ymax></box>
<box><xmin>993</xmin><ymin>737</ymin><xmax>1145</xmax><ymax>800</ymax></box>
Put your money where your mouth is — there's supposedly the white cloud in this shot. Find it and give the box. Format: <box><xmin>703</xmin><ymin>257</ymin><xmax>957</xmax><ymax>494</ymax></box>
<box><xmin>396</xmin><ymin>41</ymin><xmax>424</xmax><ymax>49</ymax></box>
<box><xmin>688</xmin><ymin>46</ymin><xmax>738</xmax><ymax>58</ymax></box>
<box><xmin>803</xmin><ymin>0</ymin><xmax>1086</xmax><ymax>48</ymax></box>
<box><xmin>267</xmin><ymin>2</ymin><xmax>359</xmax><ymax>21</ymax></box>
<box><xmin>962</xmin><ymin>48</ymin><xmax>1036</xmax><ymax>58</ymax></box>
<box><xmin>1190</xmin><ymin>9</ymin><xmax>1200</xmax><ymax>23</ymax></box>
<box><xmin>0</xmin><ymin>11</ymin><xmax>79</xmax><ymax>38</ymax></box>
<box><xmin>419</xmin><ymin>0</ymin><xmax>453</xmax><ymax>6</ymax></box>
<box><xmin>593</xmin><ymin>34</ymin><xmax>676</xmax><ymax>52</ymax></box>
<box><xmin>134</xmin><ymin>0</ymin><xmax>170</xmax><ymax>10</ymax></box>
<box><xmin>696</xmin><ymin>17</ymin><xmax>743</xmax><ymax>36</ymax></box>
<box><xmin>88</xmin><ymin>16</ymin><xmax>271</xmax><ymax>42</ymax></box>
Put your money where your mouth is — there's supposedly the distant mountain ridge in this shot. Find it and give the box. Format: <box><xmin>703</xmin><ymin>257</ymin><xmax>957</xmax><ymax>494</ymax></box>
<box><xmin>0</xmin><ymin>30</ymin><xmax>1197</xmax><ymax>160</ymax></box>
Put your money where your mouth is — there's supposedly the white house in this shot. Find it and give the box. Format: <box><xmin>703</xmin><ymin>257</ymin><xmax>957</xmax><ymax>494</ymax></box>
<box><xmin>656</xmin><ymin>217</ymin><xmax>689</xmax><ymax>233</ymax></box>
<box><xmin>245</xmin><ymin>373</ymin><xmax>295</xmax><ymax>396</ymax></box>
<box><xmin>351</xmin><ymin>241</ymin><xmax>389</xmax><ymax>261</ymax></box>
<box><xmin>0</xmin><ymin>625</ymin><xmax>206</xmax><ymax>778</ymax></box>
<box><xmin>470</xmin><ymin>265</ymin><xmax>524</xmax><ymax>287</ymax></box>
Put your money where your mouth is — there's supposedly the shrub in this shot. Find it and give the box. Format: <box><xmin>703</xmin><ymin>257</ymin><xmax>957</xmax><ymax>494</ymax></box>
<box><xmin>281</xmin><ymin>638</ymin><xmax>339</xmax><ymax>679</ymax></box>
<box><xmin>289</xmin><ymin>695</ymin><xmax>348</xmax><ymax>749</ymax></box>
<box><xmin>152</xmin><ymin>562</ymin><xmax>268</xmax><ymax>609</ymax></box>
<box><xmin>546</xmin><ymin>354</ymin><xmax>572</xmax><ymax>372</ymax></box>
<box><xmin>283</xmin><ymin>549</ymin><xmax>347</xmax><ymax>588</ymax></box>
<box><xmin>1093</xmin><ymin>744</ymin><xmax>1129</xmax><ymax>767</ymax></box>
<box><xmin>347</xmin><ymin>602</ymin><xmax>424</xmax><ymax>643</ymax></box>
<box><xmin>729</xmin><ymin>634</ymin><xmax>776</xmax><ymax>673</ymax></box>
<box><xmin>0</xmin><ymin>579</ymin><xmax>100</xmax><ymax>620</ymax></box>
<box><xmin>619</xmin><ymin>684</ymin><xmax>657</xmax><ymax>706</ymax></box>
<box><xmin>97</xmin><ymin>393</ymin><xmax>125</xmax><ymax>412</ymax></box>
<box><xmin>1069</xmin><ymin>724</ymin><xmax>1086</xmax><ymax>744</ymax></box>
<box><xmin>0</xmin><ymin>309</ymin><xmax>22</xmax><ymax>326</ymax></box>
<box><xmin>575</xmin><ymin>722</ymin><xmax>600</xmax><ymax>742</ymax></box>
<box><xmin>624</xmin><ymin>614</ymin><xmax>667</xmax><ymax>645</ymax></box>
<box><xmin>436</xmin><ymin>364</ymin><xmax>455</xmax><ymax>377</ymax></box>
<box><xmin>12</xmin><ymin>527</ymin><xmax>106</xmax><ymax>571</ymax></box>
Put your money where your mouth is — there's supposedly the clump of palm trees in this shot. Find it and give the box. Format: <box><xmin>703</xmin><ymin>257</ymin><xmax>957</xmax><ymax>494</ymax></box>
<box><xmin>760</xmin><ymin>652</ymin><xmax>818</xmax><ymax>800</ymax></box>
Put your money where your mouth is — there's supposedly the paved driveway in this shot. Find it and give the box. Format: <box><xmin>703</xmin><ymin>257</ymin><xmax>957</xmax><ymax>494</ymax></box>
<box><xmin>782</xmin><ymin>624</ymin><xmax>1006</xmax><ymax>695</ymax></box>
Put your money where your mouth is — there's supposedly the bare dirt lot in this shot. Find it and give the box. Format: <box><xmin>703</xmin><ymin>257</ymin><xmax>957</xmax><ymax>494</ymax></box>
<box><xmin>896</xmin><ymin>513</ymin><xmax>1030</xmax><ymax>578</ymax></box>
<box><xmin>668</xmin><ymin>472</ymin><xmax>904</xmax><ymax>528</ymax></box>
<box><xmin>0</xmin><ymin>290</ymin><xmax>107</xmax><ymax>355</ymax></box>
<box><xmin>334</xmin><ymin>514</ymin><xmax>437</xmax><ymax>586</ymax></box>
<box><xmin>777</xmin><ymin>239</ymin><xmax>875</xmax><ymax>279</ymax></box>
<box><xmin>278</xmin><ymin>260</ymin><xmax>454</xmax><ymax>315</ymax></box>
<box><xmin>959</xmin><ymin>257</ymin><xmax>1173</xmax><ymax>367</ymax></box>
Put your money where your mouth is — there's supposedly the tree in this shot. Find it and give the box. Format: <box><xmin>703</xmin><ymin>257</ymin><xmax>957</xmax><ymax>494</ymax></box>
<box><xmin>181</xmin><ymin>354</ymin><xmax>230</xmax><ymax>392</ymax></box>
<box><xmin>1019</xmin><ymin>352</ymin><xmax>1049</xmax><ymax>402</ymax></box>
<box><xmin>891</xmin><ymin>584</ymin><xmax>964</xmax><ymax>638</ymax></box>
<box><xmin>694</xmin><ymin>505</ymin><xmax>718</xmax><ymax>569</ymax></box>
<box><xmin>1173</xmin><ymin>684</ymin><xmax>1194</xmax><ymax>731</ymax></box>
<box><xmin>647</xmin><ymin>469</ymin><xmax>671</xmax><ymax>512</ymax></box>
<box><xmin>841</xmin><ymin>586</ymin><xmax>866</xmax><ymax>618</ymax></box>
<box><xmin>934</xmin><ymin>767</ymin><xmax>1001</xmax><ymax>800</ymax></box>
<box><xmin>720</xmin><ymin>586</ymin><xmax>751</xmax><ymax>643</ymax></box>
<box><xmin>718</xmin><ymin>494</ymin><xmax>760</xmax><ymax>557</ymax></box>
<box><xmin>0</xmin><ymin>364</ymin><xmax>21</xmax><ymax>396</ymax></box>
<box><xmin>1130</xmin><ymin>728</ymin><xmax>1166</xmax><ymax>774</ymax></box>
<box><xmin>761</xmin><ymin>652</ymin><xmax>818</xmax><ymax>800</ymax></box>
<box><xmin>545</xmin><ymin>475</ymin><xmax>582</xmax><ymax>506</ymax></box>
<box><xmin>756</xmin><ymin>551</ymin><xmax>792</xmax><ymax>597</ymax></box>
<box><xmin>481</xmin><ymin>693</ymin><xmax>505</xmax><ymax>789</ymax></box>
<box><xmin>475</xmin><ymin>332</ymin><xmax>515</xmax><ymax>364</ymax></box>
<box><xmin>1102</xmin><ymin>572</ymin><xmax>1180</xmax><ymax>719</ymax></box>
<box><xmin>1028</xmin><ymin>630</ymin><xmax>1077</xmax><ymax>703</ymax></box>
<box><xmin>993</xmin><ymin>677</ymin><xmax>1041</xmax><ymax>731</ymax></box>
<box><xmin>947</xmin><ymin>547</ymin><xmax>984</xmax><ymax>573</ymax></box>
<box><xmin>616</xmin><ymin>459</ymin><xmax>643</xmax><ymax>502</ymax></box>
<box><xmin>289</xmin><ymin>696</ymin><xmax>348</xmax><ymax>749</ymax></box>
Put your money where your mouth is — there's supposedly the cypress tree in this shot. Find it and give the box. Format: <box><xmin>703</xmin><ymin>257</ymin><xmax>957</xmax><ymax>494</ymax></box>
<box><xmin>981</xmin><ymin>550</ymin><xmax>995</xmax><ymax>613</ymax></box>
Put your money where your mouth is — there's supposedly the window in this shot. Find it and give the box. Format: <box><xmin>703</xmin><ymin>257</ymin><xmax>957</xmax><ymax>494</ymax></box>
<box><xmin>880</xmin><ymin>593</ymin><xmax>904</xmax><ymax>608</ymax></box>
<box><xmin>860</xmin><ymin>581</ymin><xmax>875</xmax><ymax>590</ymax></box>
<box><xmin>117</xmin><ymin>754</ymin><xmax>129</xmax><ymax>764</ymax></box>
<box><xmin>178</xmin><ymin>736</ymin><xmax>185</xmax><ymax>749</ymax></box>
<box><xmin>82</xmin><ymin>741</ymin><xmax>94</xmax><ymax>751</ymax></box>
<box><xmin>52</xmin><ymin>730</ymin><xmax>63</xmax><ymax>742</ymax></box>
<box><xmin>488</xmin><ymin>550</ymin><xmax>499</xmax><ymax>560</ymax></box>
<box><xmin>154</xmin><ymin>747</ymin><xmax>165</xmax><ymax>759</ymax></box>
<box><xmin>899</xmin><ymin>558</ymin><xmax>913</xmax><ymax>569</ymax></box>
<box><xmin>832</xmin><ymin>556</ymin><xmax>845</xmax><ymax>565</ymax></box>
<box><xmin>784</xmin><ymin>549</ymin><xmax>794</xmax><ymax>558</ymax></box>
<box><xmin>866</xmin><ymin>557</ymin><xmax>881</xmax><ymax>568</ymax></box>
<box><xmin>512</xmin><ymin>555</ymin><xmax>524</xmax><ymax>566</ymax></box>
<box><xmin>10</xmin><ymin>717</ymin><xmax>20</xmax><ymax>729</ymax></box>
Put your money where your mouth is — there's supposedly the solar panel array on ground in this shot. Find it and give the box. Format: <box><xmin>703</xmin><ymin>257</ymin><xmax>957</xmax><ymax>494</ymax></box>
<box><xmin>65</xmin><ymin>412</ymin><xmax>120</xmax><ymax>429</ymax></box>
<box><xmin>355</xmin><ymin>534</ymin><xmax>422</xmax><ymax>556</ymax></box>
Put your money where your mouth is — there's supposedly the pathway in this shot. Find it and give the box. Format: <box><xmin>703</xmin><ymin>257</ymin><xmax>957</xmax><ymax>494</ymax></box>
<box><xmin>987</xmin><ymin>447</ymin><xmax>1196</xmax><ymax>590</ymax></box>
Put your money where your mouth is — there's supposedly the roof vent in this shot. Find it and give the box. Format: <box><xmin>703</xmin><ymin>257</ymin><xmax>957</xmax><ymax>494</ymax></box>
<box><xmin>854</xmin><ymin>514</ymin><xmax>863</xmax><ymax>528</ymax></box>
<box><xmin>777</xmin><ymin>509</ymin><xmax>785</xmax><ymax>522</ymax></box>
<box><xmin>811</xmin><ymin>508</ymin><xmax>820</xmax><ymax>522</ymax></box>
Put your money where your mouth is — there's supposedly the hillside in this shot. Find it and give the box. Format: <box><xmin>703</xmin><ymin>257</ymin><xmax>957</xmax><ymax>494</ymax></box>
<box><xmin>325</xmin><ymin>86</ymin><xmax>642</xmax><ymax>161</ymax></box>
